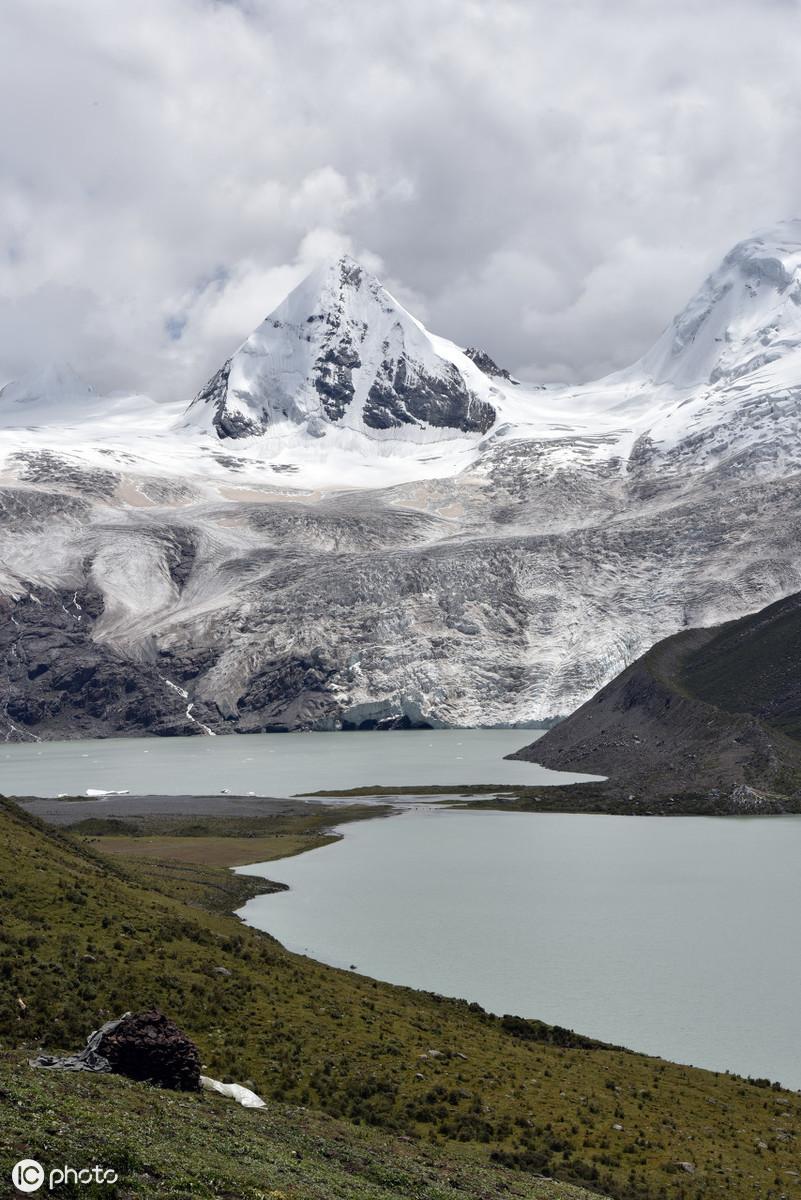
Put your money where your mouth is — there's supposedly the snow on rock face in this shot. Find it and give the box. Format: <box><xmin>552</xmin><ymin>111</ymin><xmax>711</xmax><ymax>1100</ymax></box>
<box><xmin>637</xmin><ymin>220</ymin><xmax>801</xmax><ymax>389</ymax></box>
<box><xmin>0</xmin><ymin>364</ymin><xmax>96</xmax><ymax>426</ymax></box>
<box><xmin>5</xmin><ymin>224</ymin><xmax>801</xmax><ymax>737</ymax></box>
<box><xmin>185</xmin><ymin>255</ymin><xmax>497</xmax><ymax>441</ymax></box>
<box><xmin>179</xmin><ymin>225</ymin><xmax>801</xmax><ymax>492</ymax></box>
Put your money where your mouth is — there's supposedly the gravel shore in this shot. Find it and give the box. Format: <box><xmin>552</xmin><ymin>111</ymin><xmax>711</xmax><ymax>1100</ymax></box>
<box><xmin>19</xmin><ymin>793</ymin><xmax>324</xmax><ymax>826</ymax></box>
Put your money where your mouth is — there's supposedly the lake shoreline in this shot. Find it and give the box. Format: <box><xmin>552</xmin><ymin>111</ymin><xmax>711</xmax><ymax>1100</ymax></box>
<box><xmin>298</xmin><ymin>779</ymin><xmax>801</xmax><ymax>815</ymax></box>
<box><xmin>1</xmin><ymin>727</ymin><xmax>586</xmax><ymax>799</ymax></box>
<box><xmin>26</xmin><ymin>790</ymin><xmax>801</xmax><ymax>1089</ymax></box>
<box><xmin>23</xmin><ymin>781</ymin><xmax>801</xmax><ymax>821</ymax></box>
<box><xmin>9</xmin><ymin>797</ymin><xmax>800</xmax><ymax>1200</ymax></box>
<box><xmin>234</xmin><ymin>804</ymin><xmax>801</xmax><ymax>1091</ymax></box>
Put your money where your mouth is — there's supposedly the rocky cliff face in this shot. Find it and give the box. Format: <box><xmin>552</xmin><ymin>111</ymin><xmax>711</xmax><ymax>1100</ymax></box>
<box><xmin>3</xmin><ymin>225</ymin><xmax>801</xmax><ymax>740</ymax></box>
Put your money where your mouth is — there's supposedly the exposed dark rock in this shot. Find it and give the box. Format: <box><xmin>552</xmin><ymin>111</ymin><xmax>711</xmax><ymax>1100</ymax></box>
<box><xmin>364</xmin><ymin>356</ymin><xmax>495</xmax><ymax>432</ymax></box>
<box><xmin>0</xmin><ymin>585</ymin><xmax>223</xmax><ymax>741</ymax></box>
<box><xmin>313</xmin><ymin>339</ymin><xmax>361</xmax><ymax>421</ymax></box>
<box><xmin>10</xmin><ymin>451</ymin><xmax>119</xmax><ymax>498</ymax></box>
<box><xmin>194</xmin><ymin>359</ymin><xmax>262</xmax><ymax>440</ymax></box>
<box><xmin>234</xmin><ymin>649</ymin><xmax>341</xmax><ymax>732</ymax></box>
<box><xmin>464</xmin><ymin>346</ymin><xmax>515</xmax><ymax>382</ymax></box>
<box><xmin>211</xmin><ymin>453</ymin><xmax>245</xmax><ymax>471</ymax></box>
<box><xmin>0</xmin><ymin>487</ymin><xmax>89</xmax><ymax>525</ymax></box>
<box><xmin>156</xmin><ymin>525</ymin><xmax>197</xmax><ymax>590</ymax></box>
<box><xmin>99</xmin><ymin>1010</ymin><xmax>201</xmax><ymax>1091</ymax></box>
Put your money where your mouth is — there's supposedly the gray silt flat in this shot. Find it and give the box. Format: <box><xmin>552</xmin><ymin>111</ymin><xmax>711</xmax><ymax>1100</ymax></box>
<box><xmin>18</xmin><ymin>794</ymin><xmax>324</xmax><ymax>826</ymax></box>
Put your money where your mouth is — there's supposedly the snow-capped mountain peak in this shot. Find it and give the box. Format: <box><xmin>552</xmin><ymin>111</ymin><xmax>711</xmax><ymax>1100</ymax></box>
<box><xmin>0</xmin><ymin>363</ymin><xmax>95</xmax><ymax>425</ymax></box>
<box><xmin>637</xmin><ymin>219</ymin><xmax>801</xmax><ymax>389</ymax></box>
<box><xmin>184</xmin><ymin>254</ymin><xmax>498</xmax><ymax>443</ymax></box>
<box><xmin>3</xmin><ymin>224</ymin><xmax>801</xmax><ymax>739</ymax></box>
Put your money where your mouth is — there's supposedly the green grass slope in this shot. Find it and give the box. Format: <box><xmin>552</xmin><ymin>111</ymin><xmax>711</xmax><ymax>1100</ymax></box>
<box><xmin>512</xmin><ymin>592</ymin><xmax>801</xmax><ymax>811</ymax></box>
<box><xmin>0</xmin><ymin>1051</ymin><xmax>593</xmax><ymax>1200</ymax></box>
<box><xmin>2</xmin><ymin>798</ymin><xmax>800</xmax><ymax>1199</ymax></box>
<box><xmin>681</xmin><ymin>591</ymin><xmax>801</xmax><ymax>740</ymax></box>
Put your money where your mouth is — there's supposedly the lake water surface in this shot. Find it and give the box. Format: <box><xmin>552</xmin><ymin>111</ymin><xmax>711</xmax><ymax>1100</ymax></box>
<box><xmin>0</xmin><ymin>728</ymin><xmax>594</xmax><ymax>797</ymax></box>
<box><xmin>12</xmin><ymin>727</ymin><xmax>797</xmax><ymax>1089</ymax></box>
<box><xmin>237</xmin><ymin>806</ymin><xmax>801</xmax><ymax>1090</ymax></box>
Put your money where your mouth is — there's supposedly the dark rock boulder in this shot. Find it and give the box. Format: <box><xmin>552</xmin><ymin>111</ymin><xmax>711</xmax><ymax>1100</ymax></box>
<box><xmin>99</xmin><ymin>1010</ymin><xmax>202</xmax><ymax>1091</ymax></box>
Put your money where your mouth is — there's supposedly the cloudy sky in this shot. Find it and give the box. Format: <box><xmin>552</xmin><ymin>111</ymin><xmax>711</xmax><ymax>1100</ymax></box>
<box><xmin>2</xmin><ymin>0</ymin><xmax>801</xmax><ymax>400</ymax></box>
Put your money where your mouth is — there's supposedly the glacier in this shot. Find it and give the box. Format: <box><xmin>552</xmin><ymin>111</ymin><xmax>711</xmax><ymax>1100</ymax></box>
<box><xmin>2</xmin><ymin>222</ymin><xmax>801</xmax><ymax>738</ymax></box>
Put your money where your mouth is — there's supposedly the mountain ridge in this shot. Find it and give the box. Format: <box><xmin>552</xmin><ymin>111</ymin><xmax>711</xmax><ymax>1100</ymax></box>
<box><xmin>1</xmin><ymin>223</ymin><xmax>801</xmax><ymax>737</ymax></box>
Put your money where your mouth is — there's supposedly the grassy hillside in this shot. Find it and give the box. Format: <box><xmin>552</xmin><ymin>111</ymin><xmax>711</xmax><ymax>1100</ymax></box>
<box><xmin>2</xmin><ymin>797</ymin><xmax>800</xmax><ymax>1199</ymax></box>
<box><xmin>512</xmin><ymin>592</ymin><xmax>801</xmax><ymax>811</ymax></box>
<box><xmin>680</xmin><ymin>592</ymin><xmax>801</xmax><ymax>741</ymax></box>
<box><xmin>0</xmin><ymin>1049</ymin><xmax>594</xmax><ymax>1200</ymax></box>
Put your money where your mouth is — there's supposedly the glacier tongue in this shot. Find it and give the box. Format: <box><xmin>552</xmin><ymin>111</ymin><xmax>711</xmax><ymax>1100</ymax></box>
<box><xmin>1</xmin><ymin>222</ymin><xmax>801</xmax><ymax>737</ymax></box>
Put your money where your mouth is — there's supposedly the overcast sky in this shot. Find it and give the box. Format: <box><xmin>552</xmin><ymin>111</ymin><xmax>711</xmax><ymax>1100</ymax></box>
<box><xmin>2</xmin><ymin>0</ymin><xmax>801</xmax><ymax>400</ymax></box>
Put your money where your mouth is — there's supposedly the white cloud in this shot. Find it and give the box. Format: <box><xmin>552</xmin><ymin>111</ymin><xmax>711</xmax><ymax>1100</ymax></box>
<box><xmin>2</xmin><ymin>0</ymin><xmax>801</xmax><ymax>398</ymax></box>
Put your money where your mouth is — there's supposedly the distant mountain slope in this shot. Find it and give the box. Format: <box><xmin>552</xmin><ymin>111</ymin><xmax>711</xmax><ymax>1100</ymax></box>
<box><xmin>512</xmin><ymin>592</ymin><xmax>801</xmax><ymax>810</ymax></box>
<box><xmin>0</xmin><ymin>363</ymin><xmax>95</xmax><ymax>425</ymax></box>
<box><xmin>635</xmin><ymin>218</ymin><xmax>801</xmax><ymax>388</ymax></box>
<box><xmin>681</xmin><ymin>592</ymin><xmax>801</xmax><ymax>739</ymax></box>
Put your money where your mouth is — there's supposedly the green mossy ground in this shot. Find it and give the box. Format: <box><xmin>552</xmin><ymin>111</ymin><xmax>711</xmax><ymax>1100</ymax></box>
<box><xmin>2</xmin><ymin>798</ymin><xmax>800</xmax><ymax>1200</ymax></box>
<box><xmin>0</xmin><ymin>1051</ymin><xmax>596</xmax><ymax>1200</ymax></box>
